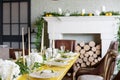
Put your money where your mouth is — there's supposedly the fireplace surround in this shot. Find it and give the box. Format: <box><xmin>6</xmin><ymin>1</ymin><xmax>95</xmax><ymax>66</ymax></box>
<box><xmin>44</xmin><ymin>16</ymin><xmax>118</xmax><ymax>57</ymax></box>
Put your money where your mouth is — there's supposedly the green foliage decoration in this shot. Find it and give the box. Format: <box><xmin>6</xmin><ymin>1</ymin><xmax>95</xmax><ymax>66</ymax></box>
<box><xmin>34</xmin><ymin>17</ymin><xmax>44</xmax><ymax>51</ymax></box>
<box><xmin>100</xmin><ymin>11</ymin><xmax>120</xmax><ymax>16</ymax></box>
<box><xmin>15</xmin><ymin>58</ymin><xmax>29</xmax><ymax>75</ymax></box>
<box><xmin>117</xmin><ymin>18</ymin><xmax>120</xmax><ymax>52</ymax></box>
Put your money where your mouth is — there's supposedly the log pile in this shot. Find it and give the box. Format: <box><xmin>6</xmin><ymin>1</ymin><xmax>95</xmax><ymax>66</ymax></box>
<box><xmin>75</xmin><ymin>41</ymin><xmax>102</xmax><ymax>68</ymax></box>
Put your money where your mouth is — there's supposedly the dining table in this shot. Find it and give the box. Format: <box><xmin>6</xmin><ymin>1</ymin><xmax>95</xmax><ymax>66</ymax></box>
<box><xmin>17</xmin><ymin>53</ymin><xmax>80</xmax><ymax>80</ymax></box>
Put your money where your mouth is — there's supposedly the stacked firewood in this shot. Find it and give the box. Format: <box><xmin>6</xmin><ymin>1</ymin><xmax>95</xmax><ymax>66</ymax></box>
<box><xmin>75</xmin><ymin>41</ymin><xmax>102</xmax><ymax>68</ymax></box>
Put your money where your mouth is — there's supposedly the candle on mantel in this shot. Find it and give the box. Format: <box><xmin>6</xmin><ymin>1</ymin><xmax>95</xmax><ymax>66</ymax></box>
<box><xmin>22</xmin><ymin>27</ymin><xmax>25</xmax><ymax>65</ymax></box>
<box><xmin>102</xmin><ymin>5</ymin><xmax>106</xmax><ymax>12</ymax></box>
<box><xmin>28</xmin><ymin>27</ymin><xmax>30</xmax><ymax>57</ymax></box>
<box><xmin>82</xmin><ymin>9</ymin><xmax>85</xmax><ymax>14</ymax></box>
<box><xmin>40</xmin><ymin>23</ymin><xmax>44</xmax><ymax>55</ymax></box>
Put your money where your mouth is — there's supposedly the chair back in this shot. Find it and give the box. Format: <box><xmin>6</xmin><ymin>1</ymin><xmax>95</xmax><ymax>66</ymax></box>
<box><xmin>9</xmin><ymin>49</ymin><xmax>28</xmax><ymax>59</ymax></box>
<box><xmin>96</xmin><ymin>41</ymin><xmax>118</xmax><ymax>80</ymax></box>
<box><xmin>103</xmin><ymin>50</ymin><xmax>117</xmax><ymax>80</ymax></box>
<box><xmin>55</xmin><ymin>40</ymin><xmax>76</xmax><ymax>52</ymax></box>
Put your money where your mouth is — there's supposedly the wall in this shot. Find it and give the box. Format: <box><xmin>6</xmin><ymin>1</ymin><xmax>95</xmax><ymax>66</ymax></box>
<box><xmin>31</xmin><ymin>0</ymin><xmax>120</xmax><ymax>23</ymax></box>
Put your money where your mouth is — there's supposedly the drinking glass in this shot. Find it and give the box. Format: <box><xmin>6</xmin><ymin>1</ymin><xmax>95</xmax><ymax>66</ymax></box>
<box><xmin>60</xmin><ymin>45</ymin><xmax>65</xmax><ymax>53</ymax></box>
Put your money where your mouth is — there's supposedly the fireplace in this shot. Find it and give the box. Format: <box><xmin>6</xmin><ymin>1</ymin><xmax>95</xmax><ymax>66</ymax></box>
<box><xmin>44</xmin><ymin>16</ymin><xmax>118</xmax><ymax>57</ymax></box>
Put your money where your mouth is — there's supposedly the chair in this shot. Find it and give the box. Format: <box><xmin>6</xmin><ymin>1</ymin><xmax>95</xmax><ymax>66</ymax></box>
<box><xmin>73</xmin><ymin>41</ymin><xmax>118</xmax><ymax>80</ymax></box>
<box><xmin>9</xmin><ymin>49</ymin><xmax>28</xmax><ymax>59</ymax></box>
<box><xmin>55</xmin><ymin>39</ymin><xmax>76</xmax><ymax>52</ymax></box>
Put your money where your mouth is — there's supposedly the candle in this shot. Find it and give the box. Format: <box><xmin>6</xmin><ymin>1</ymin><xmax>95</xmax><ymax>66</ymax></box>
<box><xmin>71</xmin><ymin>41</ymin><xmax>73</xmax><ymax>52</ymax></box>
<box><xmin>95</xmin><ymin>10</ymin><xmax>100</xmax><ymax>16</ymax></box>
<box><xmin>52</xmin><ymin>26</ymin><xmax>55</xmax><ymax>49</ymax></box>
<box><xmin>28</xmin><ymin>27</ymin><xmax>30</xmax><ymax>57</ymax></box>
<box><xmin>22</xmin><ymin>27</ymin><xmax>25</xmax><ymax>65</ymax></box>
<box><xmin>58</xmin><ymin>8</ymin><xmax>62</xmax><ymax>15</ymax></box>
<box><xmin>40</xmin><ymin>23</ymin><xmax>44</xmax><ymax>54</ymax></box>
<box><xmin>102</xmin><ymin>5</ymin><xmax>106</xmax><ymax>12</ymax></box>
<box><xmin>82</xmin><ymin>9</ymin><xmax>85</xmax><ymax>14</ymax></box>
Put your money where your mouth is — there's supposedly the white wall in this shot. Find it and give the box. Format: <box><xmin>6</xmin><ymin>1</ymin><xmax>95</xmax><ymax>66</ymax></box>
<box><xmin>31</xmin><ymin>0</ymin><xmax>120</xmax><ymax>23</ymax></box>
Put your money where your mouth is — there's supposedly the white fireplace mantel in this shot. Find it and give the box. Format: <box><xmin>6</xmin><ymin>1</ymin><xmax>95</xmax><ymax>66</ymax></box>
<box><xmin>44</xmin><ymin>16</ymin><xmax>119</xmax><ymax>57</ymax></box>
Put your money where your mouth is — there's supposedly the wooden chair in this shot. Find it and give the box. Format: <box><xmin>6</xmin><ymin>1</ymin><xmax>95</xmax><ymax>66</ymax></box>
<box><xmin>73</xmin><ymin>41</ymin><xmax>118</xmax><ymax>80</ymax></box>
<box><xmin>55</xmin><ymin>39</ymin><xmax>76</xmax><ymax>52</ymax></box>
<box><xmin>9</xmin><ymin>49</ymin><xmax>28</xmax><ymax>59</ymax></box>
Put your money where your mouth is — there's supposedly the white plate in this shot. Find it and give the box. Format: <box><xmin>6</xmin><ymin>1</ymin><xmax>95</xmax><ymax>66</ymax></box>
<box><xmin>63</xmin><ymin>52</ymin><xmax>78</xmax><ymax>57</ymax></box>
<box><xmin>55</xmin><ymin>57</ymin><xmax>71</xmax><ymax>61</ymax></box>
<box><xmin>45</xmin><ymin>61</ymin><xmax>68</xmax><ymax>67</ymax></box>
<box><xmin>29</xmin><ymin>70</ymin><xmax>59</xmax><ymax>78</ymax></box>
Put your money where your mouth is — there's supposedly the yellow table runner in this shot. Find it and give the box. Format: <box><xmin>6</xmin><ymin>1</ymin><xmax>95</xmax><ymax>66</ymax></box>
<box><xmin>17</xmin><ymin>53</ymin><xmax>79</xmax><ymax>80</ymax></box>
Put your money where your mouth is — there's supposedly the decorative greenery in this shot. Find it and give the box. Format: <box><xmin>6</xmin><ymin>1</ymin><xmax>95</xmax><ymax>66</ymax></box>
<box><xmin>42</xmin><ymin>11</ymin><xmax>119</xmax><ymax>17</ymax></box>
<box><xmin>100</xmin><ymin>11</ymin><xmax>120</xmax><ymax>16</ymax></box>
<box><xmin>43</xmin><ymin>12</ymin><xmax>64</xmax><ymax>17</ymax></box>
<box><xmin>34</xmin><ymin>17</ymin><xmax>44</xmax><ymax>51</ymax></box>
<box><xmin>116</xmin><ymin>18</ymin><xmax>120</xmax><ymax>52</ymax></box>
<box><xmin>0</xmin><ymin>76</ymin><xmax>1</xmax><ymax>80</ymax></box>
<box><xmin>15</xmin><ymin>58</ymin><xmax>29</xmax><ymax>75</ymax></box>
<box><xmin>117</xmin><ymin>59</ymin><xmax>120</xmax><ymax>70</ymax></box>
<box><xmin>31</xmin><ymin>62</ymin><xmax>44</xmax><ymax>70</ymax></box>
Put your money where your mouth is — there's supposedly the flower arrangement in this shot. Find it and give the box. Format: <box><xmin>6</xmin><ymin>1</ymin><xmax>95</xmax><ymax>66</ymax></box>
<box><xmin>0</xmin><ymin>59</ymin><xmax>20</xmax><ymax>80</ymax></box>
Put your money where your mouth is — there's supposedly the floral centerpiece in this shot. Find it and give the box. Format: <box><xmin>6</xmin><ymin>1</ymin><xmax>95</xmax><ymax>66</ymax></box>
<box><xmin>0</xmin><ymin>59</ymin><xmax>20</xmax><ymax>80</ymax></box>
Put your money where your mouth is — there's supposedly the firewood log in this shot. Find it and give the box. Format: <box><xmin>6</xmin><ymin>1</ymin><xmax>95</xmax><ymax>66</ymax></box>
<box><xmin>84</xmin><ymin>53</ymin><xmax>89</xmax><ymax>57</ymax></box>
<box><xmin>84</xmin><ymin>45</ymin><xmax>90</xmax><ymax>51</ymax></box>
<box><xmin>88</xmin><ymin>51</ymin><xmax>94</xmax><ymax>56</ymax></box>
<box><xmin>91</xmin><ymin>47</ymin><xmax>96</xmax><ymax>52</ymax></box>
<box><xmin>98</xmin><ymin>57</ymin><xmax>102</xmax><ymax>61</ymax></box>
<box><xmin>89</xmin><ymin>41</ymin><xmax>95</xmax><ymax>47</ymax></box>
<box><xmin>75</xmin><ymin>45</ymin><xmax>81</xmax><ymax>52</ymax></box>
<box><xmin>86</xmin><ymin>61</ymin><xmax>90</xmax><ymax>66</ymax></box>
<box><xmin>81</xmin><ymin>63</ymin><xmax>86</xmax><ymax>67</ymax></box>
<box><xmin>91</xmin><ymin>62</ymin><xmax>96</xmax><ymax>66</ymax></box>
<box><xmin>78</xmin><ymin>58</ymin><xmax>83</xmax><ymax>63</ymax></box>
<box><xmin>94</xmin><ymin>59</ymin><xmax>98</xmax><ymax>63</ymax></box>
<box><xmin>95</xmin><ymin>50</ymin><xmax>101</xmax><ymax>55</ymax></box>
<box><xmin>93</xmin><ymin>53</ymin><xmax>97</xmax><ymax>58</ymax></box>
<box><xmin>88</xmin><ymin>56</ymin><xmax>94</xmax><ymax>62</ymax></box>
<box><xmin>80</xmin><ymin>54</ymin><xmax>84</xmax><ymax>58</ymax></box>
<box><xmin>96</xmin><ymin>44</ymin><xmax>101</xmax><ymax>50</ymax></box>
<box><xmin>83</xmin><ymin>57</ymin><xmax>88</xmax><ymax>62</ymax></box>
<box><xmin>80</xmin><ymin>49</ymin><xmax>85</xmax><ymax>54</ymax></box>
<box><xmin>80</xmin><ymin>41</ymin><xmax>85</xmax><ymax>47</ymax></box>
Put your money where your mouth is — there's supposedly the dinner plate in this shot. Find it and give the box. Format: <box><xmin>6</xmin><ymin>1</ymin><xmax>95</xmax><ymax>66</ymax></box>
<box><xmin>45</xmin><ymin>61</ymin><xmax>68</xmax><ymax>67</ymax></box>
<box><xmin>55</xmin><ymin>57</ymin><xmax>71</xmax><ymax>61</ymax></box>
<box><xmin>63</xmin><ymin>52</ymin><xmax>78</xmax><ymax>57</ymax></box>
<box><xmin>29</xmin><ymin>70</ymin><xmax>59</xmax><ymax>78</ymax></box>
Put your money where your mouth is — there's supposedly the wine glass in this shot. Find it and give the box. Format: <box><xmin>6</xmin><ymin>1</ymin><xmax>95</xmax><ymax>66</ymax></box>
<box><xmin>60</xmin><ymin>45</ymin><xmax>65</xmax><ymax>53</ymax></box>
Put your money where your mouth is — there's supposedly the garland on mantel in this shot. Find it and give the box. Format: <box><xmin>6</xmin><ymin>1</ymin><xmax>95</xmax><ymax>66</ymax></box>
<box><xmin>43</xmin><ymin>11</ymin><xmax>120</xmax><ymax>17</ymax></box>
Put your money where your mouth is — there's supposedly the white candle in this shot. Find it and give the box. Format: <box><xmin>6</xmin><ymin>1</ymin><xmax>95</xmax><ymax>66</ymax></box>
<box><xmin>82</xmin><ymin>9</ymin><xmax>85</xmax><ymax>14</ymax></box>
<box><xmin>41</xmin><ymin>23</ymin><xmax>44</xmax><ymax>54</ymax></box>
<box><xmin>28</xmin><ymin>27</ymin><xmax>30</xmax><ymax>57</ymax></box>
<box><xmin>58</xmin><ymin>8</ymin><xmax>62</xmax><ymax>15</ymax></box>
<box><xmin>95</xmin><ymin>10</ymin><xmax>100</xmax><ymax>16</ymax></box>
<box><xmin>22</xmin><ymin>27</ymin><xmax>25</xmax><ymax>65</ymax></box>
<box><xmin>52</xmin><ymin>26</ymin><xmax>55</xmax><ymax>49</ymax></box>
<box><xmin>71</xmin><ymin>41</ymin><xmax>73</xmax><ymax>52</ymax></box>
<box><xmin>102</xmin><ymin>5</ymin><xmax>106</xmax><ymax>12</ymax></box>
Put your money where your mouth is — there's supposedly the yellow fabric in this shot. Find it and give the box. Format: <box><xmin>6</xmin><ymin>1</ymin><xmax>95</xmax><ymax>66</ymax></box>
<box><xmin>17</xmin><ymin>54</ymin><xmax>80</xmax><ymax>80</ymax></box>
